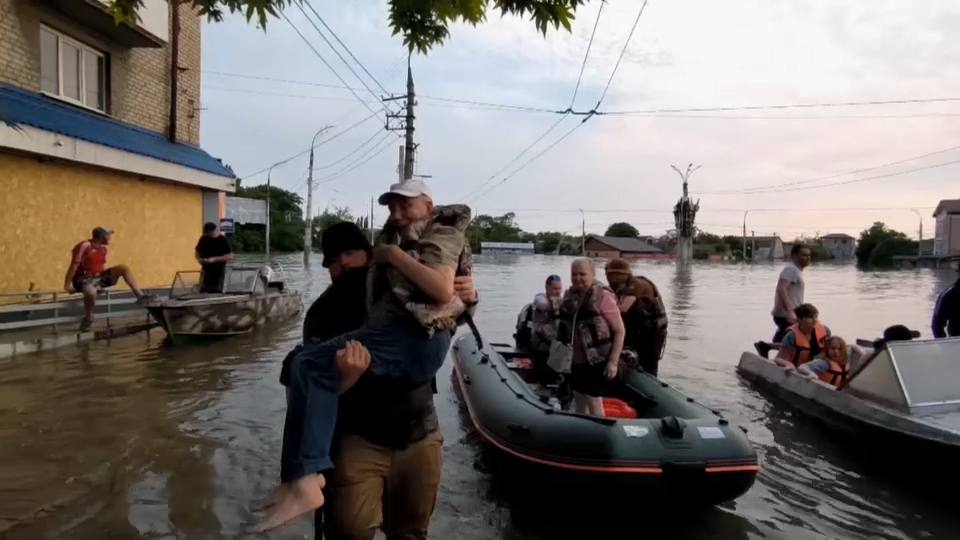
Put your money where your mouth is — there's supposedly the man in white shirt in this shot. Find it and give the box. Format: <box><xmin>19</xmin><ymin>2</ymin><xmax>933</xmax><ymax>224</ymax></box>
<box><xmin>770</xmin><ymin>244</ymin><xmax>811</xmax><ymax>342</ymax></box>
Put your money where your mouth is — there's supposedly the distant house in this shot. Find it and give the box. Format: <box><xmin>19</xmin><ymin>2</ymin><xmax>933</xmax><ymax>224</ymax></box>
<box><xmin>781</xmin><ymin>242</ymin><xmax>796</xmax><ymax>260</ymax></box>
<box><xmin>821</xmin><ymin>233</ymin><xmax>856</xmax><ymax>260</ymax></box>
<box><xmin>583</xmin><ymin>236</ymin><xmax>668</xmax><ymax>260</ymax></box>
<box><xmin>751</xmin><ymin>236</ymin><xmax>784</xmax><ymax>261</ymax></box>
<box><xmin>480</xmin><ymin>242</ymin><xmax>535</xmax><ymax>254</ymax></box>
<box><xmin>920</xmin><ymin>238</ymin><xmax>935</xmax><ymax>256</ymax></box>
<box><xmin>933</xmin><ymin>199</ymin><xmax>960</xmax><ymax>256</ymax></box>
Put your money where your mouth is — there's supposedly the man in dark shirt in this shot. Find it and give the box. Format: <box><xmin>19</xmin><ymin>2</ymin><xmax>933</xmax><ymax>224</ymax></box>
<box><xmin>281</xmin><ymin>221</ymin><xmax>477</xmax><ymax>540</ymax></box>
<box><xmin>195</xmin><ymin>222</ymin><xmax>233</xmax><ymax>293</ymax></box>
<box><xmin>933</xmin><ymin>270</ymin><xmax>960</xmax><ymax>338</ymax></box>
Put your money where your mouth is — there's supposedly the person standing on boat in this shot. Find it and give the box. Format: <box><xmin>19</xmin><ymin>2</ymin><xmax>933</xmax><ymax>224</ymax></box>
<box><xmin>63</xmin><ymin>227</ymin><xmax>155</xmax><ymax>331</ymax></box>
<box><xmin>770</xmin><ymin>244</ymin><xmax>811</xmax><ymax>342</ymax></box>
<box><xmin>195</xmin><ymin>222</ymin><xmax>234</xmax><ymax>293</ymax></box>
<box><xmin>772</xmin><ymin>303</ymin><xmax>831</xmax><ymax>369</ymax></box>
<box><xmin>515</xmin><ymin>274</ymin><xmax>563</xmax><ymax>352</ymax></box>
<box><xmin>556</xmin><ymin>259</ymin><xmax>625</xmax><ymax>417</ymax></box>
<box><xmin>932</xmin><ymin>270</ymin><xmax>960</xmax><ymax>338</ymax></box>
<box><xmin>603</xmin><ymin>259</ymin><xmax>668</xmax><ymax>376</ymax></box>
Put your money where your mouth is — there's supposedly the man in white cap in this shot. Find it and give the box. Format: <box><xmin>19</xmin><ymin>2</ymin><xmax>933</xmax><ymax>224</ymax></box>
<box><xmin>256</xmin><ymin>178</ymin><xmax>473</xmax><ymax>532</ymax></box>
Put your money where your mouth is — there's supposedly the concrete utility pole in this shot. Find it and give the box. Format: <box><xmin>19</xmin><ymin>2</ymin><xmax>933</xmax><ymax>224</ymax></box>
<box><xmin>265</xmin><ymin>162</ymin><xmax>282</xmax><ymax>260</ymax></box>
<box><xmin>579</xmin><ymin>208</ymin><xmax>586</xmax><ymax>255</ymax></box>
<box><xmin>671</xmin><ymin>163</ymin><xmax>702</xmax><ymax>264</ymax></box>
<box><xmin>386</xmin><ymin>56</ymin><xmax>417</xmax><ymax>182</ymax></box>
<box><xmin>910</xmin><ymin>208</ymin><xmax>923</xmax><ymax>256</ymax></box>
<box><xmin>304</xmin><ymin>126</ymin><xmax>333</xmax><ymax>267</ymax></box>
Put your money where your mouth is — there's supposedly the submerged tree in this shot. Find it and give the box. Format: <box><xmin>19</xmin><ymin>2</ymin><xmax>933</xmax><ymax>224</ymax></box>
<box><xmin>107</xmin><ymin>0</ymin><xmax>590</xmax><ymax>54</ymax></box>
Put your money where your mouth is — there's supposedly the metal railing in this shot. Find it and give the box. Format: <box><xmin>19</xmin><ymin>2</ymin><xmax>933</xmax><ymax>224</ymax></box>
<box><xmin>0</xmin><ymin>288</ymin><xmax>153</xmax><ymax>333</ymax></box>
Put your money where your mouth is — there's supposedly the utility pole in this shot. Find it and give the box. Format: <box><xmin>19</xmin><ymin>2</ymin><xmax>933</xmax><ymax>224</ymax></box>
<box><xmin>742</xmin><ymin>210</ymin><xmax>749</xmax><ymax>263</ymax></box>
<box><xmin>370</xmin><ymin>197</ymin><xmax>375</xmax><ymax>243</ymax></box>
<box><xmin>386</xmin><ymin>56</ymin><xmax>417</xmax><ymax>182</ymax></box>
<box><xmin>910</xmin><ymin>208</ymin><xmax>923</xmax><ymax>256</ymax></box>
<box><xmin>304</xmin><ymin>126</ymin><xmax>333</xmax><ymax>267</ymax></box>
<box><xmin>579</xmin><ymin>208</ymin><xmax>586</xmax><ymax>255</ymax></box>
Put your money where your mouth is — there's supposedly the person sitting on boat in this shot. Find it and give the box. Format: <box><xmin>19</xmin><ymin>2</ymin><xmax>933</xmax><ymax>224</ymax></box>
<box><xmin>796</xmin><ymin>336</ymin><xmax>852</xmax><ymax>387</ymax></box>
<box><xmin>256</xmin><ymin>180</ymin><xmax>472</xmax><ymax>531</ymax></box>
<box><xmin>603</xmin><ymin>258</ymin><xmax>669</xmax><ymax>377</ymax></box>
<box><xmin>773</xmin><ymin>303</ymin><xmax>831</xmax><ymax>369</ymax></box>
<box><xmin>515</xmin><ymin>274</ymin><xmax>563</xmax><ymax>351</ymax></box>
<box><xmin>279</xmin><ymin>221</ymin><xmax>477</xmax><ymax>540</ymax></box>
<box><xmin>555</xmin><ymin>259</ymin><xmax>625</xmax><ymax>417</ymax></box>
<box><xmin>195</xmin><ymin>222</ymin><xmax>234</xmax><ymax>293</ymax></box>
<box><xmin>63</xmin><ymin>227</ymin><xmax>156</xmax><ymax>332</ymax></box>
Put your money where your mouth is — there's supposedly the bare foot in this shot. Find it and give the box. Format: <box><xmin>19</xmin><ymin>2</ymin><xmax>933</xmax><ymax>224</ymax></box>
<box><xmin>253</xmin><ymin>474</ymin><xmax>326</xmax><ymax>532</ymax></box>
<box><xmin>252</xmin><ymin>483</ymin><xmax>289</xmax><ymax>512</ymax></box>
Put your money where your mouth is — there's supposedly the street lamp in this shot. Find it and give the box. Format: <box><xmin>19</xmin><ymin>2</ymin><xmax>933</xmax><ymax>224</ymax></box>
<box><xmin>305</xmin><ymin>125</ymin><xmax>334</xmax><ymax>266</ymax></box>
<box><xmin>909</xmin><ymin>208</ymin><xmax>923</xmax><ymax>256</ymax></box>
<box><xmin>578</xmin><ymin>208</ymin><xmax>586</xmax><ymax>255</ymax></box>
<box><xmin>265</xmin><ymin>161</ymin><xmax>285</xmax><ymax>260</ymax></box>
<box><xmin>742</xmin><ymin>210</ymin><xmax>750</xmax><ymax>262</ymax></box>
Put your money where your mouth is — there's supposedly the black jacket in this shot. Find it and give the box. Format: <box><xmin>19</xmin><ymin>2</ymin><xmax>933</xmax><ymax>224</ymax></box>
<box><xmin>300</xmin><ymin>267</ymin><xmax>438</xmax><ymax>450</ymax></box>
<box><xmin>933</xmin><ymin>279</ymin><xmax>960</xmax><ymax>338</ymax></box>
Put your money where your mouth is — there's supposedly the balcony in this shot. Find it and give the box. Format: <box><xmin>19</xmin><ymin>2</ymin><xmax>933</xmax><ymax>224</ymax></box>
<box><xmin>43</xmin><ymin>0</ymin><xmax>169</xmax><ymax>48</ymax></box>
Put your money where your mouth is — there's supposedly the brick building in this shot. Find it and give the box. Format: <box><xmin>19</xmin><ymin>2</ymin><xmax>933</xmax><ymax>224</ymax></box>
<box><xmin>0</xmin><ymin>0</ymin><xmax>234</xmax><ymax>293</ymax></box>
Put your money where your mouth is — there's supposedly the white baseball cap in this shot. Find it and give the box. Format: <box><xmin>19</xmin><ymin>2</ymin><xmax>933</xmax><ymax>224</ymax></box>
<box><xmin>377</xmin><ymin>179</ymin><xmax>433</xmax><ymax>205</ymax></box>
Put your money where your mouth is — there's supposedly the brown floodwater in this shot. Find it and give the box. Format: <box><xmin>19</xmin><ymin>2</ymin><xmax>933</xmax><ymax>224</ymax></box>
<box><xmin>0</xmin><ymin>253</ymin><xmax>957</xmax><ymax>539</ymax></box>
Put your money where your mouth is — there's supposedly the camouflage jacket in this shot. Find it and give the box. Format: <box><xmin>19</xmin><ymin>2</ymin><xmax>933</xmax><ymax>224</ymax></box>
<box><xmin>367</xmin><ymin>204</ymin><xmax>473</xmax><ymax>335</ymax></box>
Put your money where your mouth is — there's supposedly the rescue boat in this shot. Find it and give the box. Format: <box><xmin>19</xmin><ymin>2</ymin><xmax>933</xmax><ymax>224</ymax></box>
<box><xmin>737</xmin><ymin>335</ymin><xmax>960</xmax><ymax>467</ymax></box>
<box><xmin>451</xmin><ymin>332</ymin><xmax>760</xmax><ymax>505</ymax></box>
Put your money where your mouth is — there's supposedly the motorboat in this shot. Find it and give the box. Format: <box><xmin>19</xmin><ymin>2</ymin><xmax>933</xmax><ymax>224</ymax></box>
<box><xmin>738</xmin><ymin>336</ymin><xmax>960</xmax><ymax>467</ymax></box>
<box><xmin>145</xmin><ymin>264</ymin><xmax>302</xmax><ymax>344</ymax></box>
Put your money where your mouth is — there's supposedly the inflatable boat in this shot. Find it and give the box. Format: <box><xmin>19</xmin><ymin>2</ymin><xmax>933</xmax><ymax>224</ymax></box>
<box><xmin>451</xmin><ymin>332</ymin><xmax>759</xmax><ymax>505</ymax></box>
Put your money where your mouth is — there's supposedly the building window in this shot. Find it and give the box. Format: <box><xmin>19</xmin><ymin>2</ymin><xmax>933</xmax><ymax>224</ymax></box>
<box><xmin>39</xmin><ymin>25</ymin><xmax>106</xmax><ymax>112</ymax></box>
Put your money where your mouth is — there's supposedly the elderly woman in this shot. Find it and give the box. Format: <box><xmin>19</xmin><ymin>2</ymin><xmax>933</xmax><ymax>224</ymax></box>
<box><xmin>554</xmin><ymin>259</ymin><xmax>625</xmax><ymax>416</ymax></box>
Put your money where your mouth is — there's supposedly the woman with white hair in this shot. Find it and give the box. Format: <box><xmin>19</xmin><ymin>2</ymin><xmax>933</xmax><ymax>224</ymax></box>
<box><xmin>553</xmin><ymin>259</ymin><xmax>625</xmax><ymax>416</ymax></box>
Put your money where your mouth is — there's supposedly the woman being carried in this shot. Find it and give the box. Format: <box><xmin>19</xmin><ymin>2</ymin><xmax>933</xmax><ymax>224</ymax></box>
<box><xmin>256</xmin><ymin>180</ymin><xmax>471</xmax><ymax>531</ymax></box>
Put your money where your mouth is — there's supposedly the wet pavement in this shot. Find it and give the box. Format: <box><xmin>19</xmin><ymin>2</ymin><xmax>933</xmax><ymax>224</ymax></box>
<box><xmin>0</xmin><ymin>253</ymin><xmax>957</xmax><ymax>539</ymax></box>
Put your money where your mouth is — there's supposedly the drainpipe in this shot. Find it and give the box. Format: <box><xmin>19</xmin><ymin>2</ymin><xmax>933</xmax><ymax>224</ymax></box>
<box><xmin>168</xmin><ymin>3</ymin><xmax>180</xmax><ymax>143</ymax></box>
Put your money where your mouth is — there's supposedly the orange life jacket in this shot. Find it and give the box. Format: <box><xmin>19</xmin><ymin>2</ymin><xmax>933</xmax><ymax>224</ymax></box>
<box><xmin>817</xmin><ymin>359</ymin><xmax>849</xmax><ymax>387</ymax></box>
<box><xmin>786</xmin><ymin>323</ymin><xmax>828</xmax><ymax>367</ymax></box>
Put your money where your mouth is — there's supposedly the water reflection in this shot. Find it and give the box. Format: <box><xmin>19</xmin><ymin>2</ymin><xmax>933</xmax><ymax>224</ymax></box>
<box><xmin>1</xmin><ymin>253</ymin><xmax>957</xmax><ymax>540</ymax></box>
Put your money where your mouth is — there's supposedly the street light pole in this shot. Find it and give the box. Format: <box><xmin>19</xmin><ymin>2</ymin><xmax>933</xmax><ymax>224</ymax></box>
<box><xmin>910</xmin><ymin>208</ymin><xmax>923</xmax><ymax>256</ymax></box>
<box><xmin>742</xmin><ymin>210</ymin><xmax>749</xmax><ymax>262</ymax></box>
<box><xmin>265</xmin><ymin>162</ymin><xmax>282</xmax><ymax>260</ymax></box>
<box><xmin>579</xmin><ymin>208</ymin><xmax>586</xmax><ymax>255</ymax></box>
<box><xmin>304</xmin><ymin>125</ymin><xmax>333</xmax><ymax>267</ymax></box>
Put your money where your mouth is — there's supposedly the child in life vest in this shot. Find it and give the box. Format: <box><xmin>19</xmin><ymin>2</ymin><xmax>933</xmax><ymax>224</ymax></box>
<box><xmin>255</xmin><ymin>181</ymin><xmax>471</xmax><ymax>531</ymax></box>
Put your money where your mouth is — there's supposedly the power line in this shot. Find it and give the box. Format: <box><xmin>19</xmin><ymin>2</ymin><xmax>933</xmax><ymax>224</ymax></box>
<box><xmin>239</xmin><ymin>110</ymin><xmax>380</xmax><ymax>180</ymax></box>
<box><xmin>311</xmin><ymin>127</ymin><xmax>386</xmax><ymax>172</ymax></box>
<box><xmin>294</xmin><ymin>1</ymin><xmax>390</xmax><ymax>116</ymax></box>
<box><xmin>464</xmin><ymin>0</ymin><xmax>650</xmax><ymax>204</ymax></box>
<box><xmin>200</xmin><ymin>70</ymin><xmax>960</xmax><ymax>119</ymax></box>
<box><xmin>203</xmin><ymin>86</ymin><xmax>373</xmax><ymax>103</ymax></box>
<box><xmin>301</xmin><ymin>0</ymin><xmax>390</xmax><ymax>95</ymax></box>
<box><xmin>484</xmin><ymin>206</ymin><xmax>936</xmax><ymax>214</ymax></box>
<box><xmin>600</xmin><ymin>96</ymin><xmax>960</xmax><ymax>116</ymax></box>
<box><xmin>591</xmin><ymin>0</ymin><xmax>648</xmax><ymax>110</ymax></box>
<box><xmin>706</xmin><ymin>158</ymin><xmax>960</xmax><ymax>196</ymax></box>
<box><xmin>569</xmin><ymin>1</ymin><xmax>605</xmax><ymax>109</ymax></box>
<box><xmin>316</xmin><ymin>134</ymin><xmax>399</xmax><ymax>185</ymax></box>
<box><xmin>697</xmin><ymin>143</ymin><xmax>960</xmax><ymax>195</ymax></box>
<box><xmin>280</xmin><ymin>11</ymin><xmax>383</xmax><ymax>120</ymax></box>
<box><xmin>457</xmin><ymin>114</ymin><xmax>571</xmax><ymax>202</ymax></box>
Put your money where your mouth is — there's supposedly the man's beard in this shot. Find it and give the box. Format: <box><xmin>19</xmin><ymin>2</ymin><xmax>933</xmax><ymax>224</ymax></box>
<box><xmin>396</xmin><ymin>216</ymin><xmax>431</xmax><ymax>242</ymax></box>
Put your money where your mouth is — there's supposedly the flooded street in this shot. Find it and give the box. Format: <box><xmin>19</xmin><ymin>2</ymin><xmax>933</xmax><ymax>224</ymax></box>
<box><xmin>1</xmin><ymin>254</ymin><xmax>957</xmax><ymax>540</ymax></box>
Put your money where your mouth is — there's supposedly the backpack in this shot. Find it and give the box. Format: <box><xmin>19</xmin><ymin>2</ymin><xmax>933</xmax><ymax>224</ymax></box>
<box><xmin>514</xmin><ymin>303</ymin><xmax>535</xmax><ymax>349</ymax></box>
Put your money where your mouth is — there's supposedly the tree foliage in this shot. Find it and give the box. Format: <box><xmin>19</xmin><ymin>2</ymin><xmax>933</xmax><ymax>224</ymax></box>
<box><xmin>604</xmin><ymin>222</ymin><xmax>640</xmax><ymax>238</ymax></box>
<box><xmin>854</xmin><ymin>222</ymin><xmax>918</xmax><ymax>268</ymax></box>
<box><xmin>107</xmin><ymin>0</ymin><xmax>589</xmax><ymax>54</ymax></box>
<box><xmin>234</xmin><ymin>184</ymin><xmax>304</xmax><ymax>252</ymax></box>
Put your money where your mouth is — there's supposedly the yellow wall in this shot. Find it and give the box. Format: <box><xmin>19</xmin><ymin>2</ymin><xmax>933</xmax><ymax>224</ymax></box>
<box><xmin>0</xmin><ymin>153</ymin><xmax>202</xmax><ymax>294</ymax></box>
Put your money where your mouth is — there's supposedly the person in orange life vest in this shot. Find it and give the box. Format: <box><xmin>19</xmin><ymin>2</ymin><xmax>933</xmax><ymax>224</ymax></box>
<box><xmin>773</xmin><ymin>303</ymin><xmax>830</xmax><ymax>369</ymax></box>
<box><xmin>63</xmin><ymin>227</ymin><xmax>156</xmax><ymax>332</ymax></box>
<box><xmin>797</xmin><ymin>336</ymin><xmax>851</xmax><ymax>387</ymax></box>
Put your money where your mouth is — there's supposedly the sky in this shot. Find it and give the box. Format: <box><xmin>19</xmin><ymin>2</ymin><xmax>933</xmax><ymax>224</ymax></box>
<box><xmin>199</xmin><ymin>0</ymin><xmax>960</xmax><ymax>241</ymax></box>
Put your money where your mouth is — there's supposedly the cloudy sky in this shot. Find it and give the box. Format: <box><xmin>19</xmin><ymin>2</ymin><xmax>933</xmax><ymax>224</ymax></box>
<box><xmin>200</xmin><ymin>0</ymin><xmax>960</xmax><ymax>241</ymax></box>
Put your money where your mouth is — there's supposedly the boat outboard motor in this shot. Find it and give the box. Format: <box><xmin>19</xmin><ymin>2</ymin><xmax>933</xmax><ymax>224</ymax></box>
<box><xmin>514</xmin><ymin>303</ymin><xmax>534</xmax><ymax>349</ymax></box>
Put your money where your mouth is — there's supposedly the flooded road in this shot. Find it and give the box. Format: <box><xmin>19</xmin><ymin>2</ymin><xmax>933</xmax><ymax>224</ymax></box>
<box><xmin>1</xmin><ymin>254</ymin><xmax>957</xmax><ymax>539</ymax></box>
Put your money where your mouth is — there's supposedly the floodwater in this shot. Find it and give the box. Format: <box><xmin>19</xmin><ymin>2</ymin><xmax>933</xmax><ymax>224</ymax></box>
<box><xmin>1</xmin><ymin>254</ymin><xmax>957</xmax><ymax>540</ymax></box>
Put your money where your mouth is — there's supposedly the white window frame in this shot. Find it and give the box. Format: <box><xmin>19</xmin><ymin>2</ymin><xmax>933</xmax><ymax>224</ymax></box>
<box><xmin>39</xmin><ymin>24</ymin><xmax>107</xmax><ymax>113</ymax></box>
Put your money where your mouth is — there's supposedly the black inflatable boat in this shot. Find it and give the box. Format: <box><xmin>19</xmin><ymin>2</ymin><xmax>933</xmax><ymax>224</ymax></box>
<box><xmin>451</xmin><ymin>332</ymin><xmax>759</xmax><ymax>505</ymax></box>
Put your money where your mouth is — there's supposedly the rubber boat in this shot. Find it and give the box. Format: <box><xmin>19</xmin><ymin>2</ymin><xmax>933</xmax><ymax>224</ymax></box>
<box><xmin>737</xmin><ymin>335</ymin><xmax>960</xmax><ymax>465</ymax></box>
<box><xmin>145</xmin><ymin>264</ymin><xmax>302</xmax><ymax>344</ymax></box>
<box><xmin>451</xmin><ymin>332</ymin><xmax>760</xmax><ymax>505</ymax></box>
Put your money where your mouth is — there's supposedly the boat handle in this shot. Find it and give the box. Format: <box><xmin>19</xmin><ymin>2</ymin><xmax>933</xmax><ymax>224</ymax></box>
<box><xmin>507</xmin><ymin>423</ymin><xmax>530</xmax><ymax>434</ymax></box>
